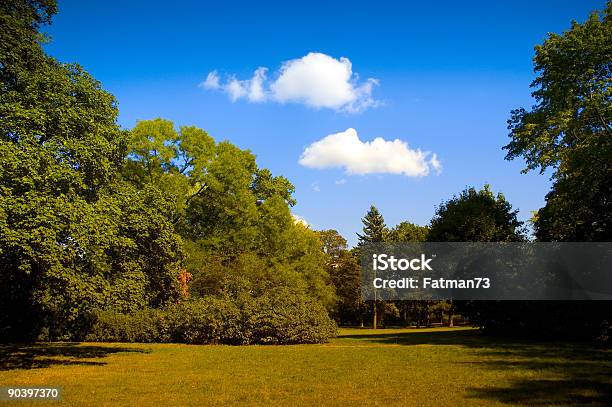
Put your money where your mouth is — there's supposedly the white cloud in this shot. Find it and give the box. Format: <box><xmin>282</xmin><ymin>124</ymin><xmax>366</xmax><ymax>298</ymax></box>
<box><xmin>299</xmin><ymin>128</ymin><xmax>441</xmax><ymax>177</ymax></box>
<box><xmin>335</xmin><ymin>178</ymin><xmax>346</xmax><ymax>185</ymax></box>
<box><xmin>201</xmin><ymin>52</ymin><xmax>379</xmax><ymax>112</ymax></box>
<box><xmin>429</xmin><ymin>153</ymin><xmax>442</xmax><ymax>175</ymax></box>
<box><xmin>312</xmin><ymin>182</ymin><xmax>321</xmax><ymax>192</ymax></box>
<box><xmin>225</xmin><ymin>77</ymin><xmax>247</xmax><ymax>101</ymax></box>
<box><xmin>200</xmin><ymin>71</ymin><xmax>220</xmax><ymax>90</ymax></box>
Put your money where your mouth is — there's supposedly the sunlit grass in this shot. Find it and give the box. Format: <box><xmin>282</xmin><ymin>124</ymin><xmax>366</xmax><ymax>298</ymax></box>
<box><xmin>1</xmin><ymin>327</ymin><xmax>610</xmax><ymax>406</ymax></box>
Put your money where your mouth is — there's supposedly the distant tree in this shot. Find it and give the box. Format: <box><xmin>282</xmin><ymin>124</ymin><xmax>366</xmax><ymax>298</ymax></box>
<box><xmin>357</xmin><ymin>205</ymin><xmax>389</xmax><ymax>328</ymax></box>
<box><xmin>504</xmin><ymin>2</ymin><xmax>612</xmax><ymax>241</ymax></box>
<box><xmin>389</xmin><ymin>222</ymin><xmax>429</xmax><ymax>242</ymax></box>
<box><xmin>428</xmin><ymin>185</ymin><xmax>525</xmax><ymax>242</ymax></box>
<box><xmin>318</xmin><ymin>230</ymin><xmax>364</xmax><ymax>325</ymax></box>
<box><xmin>427</xmin><ymin>185</ymin><xmax>525</xmax><ymax>332</ymax></box>
<box><xmin>357</xmin><ymin>205</ymin><xmax>388</xmax><ymax>244</ymax></box>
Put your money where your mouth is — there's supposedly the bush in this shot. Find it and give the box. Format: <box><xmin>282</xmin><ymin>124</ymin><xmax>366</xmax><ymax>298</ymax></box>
<box><xmin>85</xmin><ymin>308</ymin><xmax>167</xmax><ymax>343</ymax></box>
<box><xmin>164</xmin><ymin>298</ymin><xmax>244</xmax><ymax>344</ymax></box>
<box><xmin>85</xmin><ymin>293</ymin><xmax>337</xmax><ymax>345</ymax></box>
<box><xmin>244</xmin><ymin>288</ymin><xmax>338</xmax><ymax>344</ymax></box>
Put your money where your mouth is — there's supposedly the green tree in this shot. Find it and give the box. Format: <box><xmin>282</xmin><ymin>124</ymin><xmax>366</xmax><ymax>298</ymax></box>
<box><xmin>427</xmin><ymin>185</ymin><xmax>525</xmax><ymax>331</ymax></box>
<box><xmin>389</xmin><ymin>222</ymin><xmax>429</xmax><ymax>242</ymax></box>
<box><xmin>428</xmin><ymin>185</ymin><xmax>525</xmax><ymax>242</ymax></box>
<box><xmin>357</xmin><ymin>205</ymin><xmax>388</xmax><ymax>244</ymax></box>
<box><xmin>318</xmin><ymin>230</ymin><xmax>363</xmax><ymax>325</ymax></box>
<box><xmin>0</xmin><ymin>1</ymin><xmax>183</xmax><ymax>340</ymax></box>
<box><xmin>504</xmin><ymin>2</ymin><xmax>612</xmax><ymax>241</ymax></box>
<box><xmin>357</xmin><ymin>205</ymin><xmax>389</xmax><ymax>328</ymax></box>
<box><xmin>124</xmin><ymin>119</ymin><xmax>335</xmax><ymax>312</ymax></box>
<box><xmin>499</xmin><ymin>2</ymin><xmax>612</xmax><ymax>338</ymax></box>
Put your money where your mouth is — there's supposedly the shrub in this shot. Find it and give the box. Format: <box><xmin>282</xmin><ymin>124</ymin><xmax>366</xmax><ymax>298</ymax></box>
<box><xmin>244</xmin><ymin>288</ymin><xmax>337</xmax><ymax>345</ymax></box>
<box><xmin>85</xmin><ymin>308</ymin><xmax>167</xmax><ymax>343</ymax></box>
<box><xmin>85</xmin><ymin>293</ymin><xmax>337</xmax><ymax>345</ymax></box>
<box><xmin>164</xmin><ymin>298</ymin><xmax>244</xmax><ymax>344</ymax></box>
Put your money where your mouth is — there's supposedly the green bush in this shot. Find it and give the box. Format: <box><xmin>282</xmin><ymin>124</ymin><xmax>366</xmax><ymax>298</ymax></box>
<box><xmin>164</xmin><ymin>298</ymin><xmax>244</xmax><ymax>344</ymax></box>
<box><xmin>85</xmin><ymin>293</ymin><xmax>337</xmax><ymax>345</ymax></box>
<box><xmin>85</xmin><ymin>308</ymin><xmax>167</xmax><ymax>343</ymax></box>
<box><xmin>244</xmin><ymin>288</ymin><xmax>338</xmax><ymax>345</ymax></box>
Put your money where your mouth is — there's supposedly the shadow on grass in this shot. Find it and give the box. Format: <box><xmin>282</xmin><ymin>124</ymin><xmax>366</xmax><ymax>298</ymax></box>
<box><xmin>342</xmin><ymin>329</ymin><xmax>612</xmax><ymax>405</ymax></box>
<box><xmin>0</xmin><ymin>343</ymin><xmax>148</xmax><ymax>371</ymax></box>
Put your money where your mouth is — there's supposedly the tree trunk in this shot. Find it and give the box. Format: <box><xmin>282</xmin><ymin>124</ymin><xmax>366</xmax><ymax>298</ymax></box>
<box><xmin>372</xmin><ymin>301</ymin><xmax>377</xmax><ymax>329</ymax></box>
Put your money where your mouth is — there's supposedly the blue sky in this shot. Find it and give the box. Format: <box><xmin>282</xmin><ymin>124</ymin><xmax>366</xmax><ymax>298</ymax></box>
<box><xmin>45</xmin><ymin>0</ymin><xmax>606</xmax><ymax>245</ymax></box>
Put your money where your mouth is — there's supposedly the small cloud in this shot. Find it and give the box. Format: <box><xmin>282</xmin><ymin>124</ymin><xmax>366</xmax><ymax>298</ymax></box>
<box><xmin>248</xmin><ymin>67</ymin><xmax>267</xmax><ymax>102</ymax></box>
<box><xmin>299</xmin><ymin>128</ymin><xmax>441</xmax><ymax>177</ymax></box>
<box><xmin>335</xmin><ymin>178</ymin><xmax>346</xmax><ymax>185</ymax></box>
<box><xmin>200</xmin><ymin>71</ymin><xmax>220</xmax><ymax>90</ymax></box>
<box><xmin>225</xmin><ymin>77</ymin><xmax>247</xmax><ymax>101</ymax></box>
<box><xmin>429</xmin><ymin>153</ymin><xmax>442</xmax><ymax>175</ymax></box>
<box><xmin>312</xmin><ymin>182</ymin><xmax>321</xmax><ymax>192</ymax></box>
<box><xmin>200</xmin><ymin>52</ymin><xmax>379</xmax><ymax>113</ymax></box>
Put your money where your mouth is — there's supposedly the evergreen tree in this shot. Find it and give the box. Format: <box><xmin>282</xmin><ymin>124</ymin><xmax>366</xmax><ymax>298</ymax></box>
<box><xmin>357</xmin><ymin>205</ymin><xmax>388</xmax><ymax>329</ymax></box>
<box><xmin>357</xmin><ymin>205</ymin><xmax>388</xmax><ymax>244</ymax></box>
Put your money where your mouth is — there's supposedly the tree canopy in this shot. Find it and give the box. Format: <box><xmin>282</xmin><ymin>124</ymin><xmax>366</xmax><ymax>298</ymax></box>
<box><xmin>504</xmin><ymin>2</ymin><xmax>612</xmax><ymax>241</ymax></box>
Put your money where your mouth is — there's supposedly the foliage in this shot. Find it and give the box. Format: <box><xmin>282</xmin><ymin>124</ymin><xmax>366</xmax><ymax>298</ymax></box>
<box><xmin>86</xmin><ymin>293</ymin><xmax>337</xmax><ymax>345</ymax></box>
<box><xmin>428</xmin><ymin>185</ymin><xmax>525</xmax><ymax>242</ymax></box>
<box><xmin>504</xmin><ymin>2</ymin><xmax>612</xmax><ymax>241</ymax></box>
<box><xmin>357</xmin><ymin>205</ymin><xmax>388</xmax><ymax>244</ymax></box>
<box><xmin>317</xmin><ymin>230</ymin><xmax>363</xmax><ymax>325</ymax></box>
<box><xmin>0</xmin><ymin>1</ymin><xmax>183</xmax><ymax>340</ymax></box>
<box><xmin>124</xmin><ymin>119</ymin><xmax>335</xmax><ymax>311</ymax></box>
<box><xmin>245</xmin><ymin>288</ymin><xmax>338</xmax><ymax>344</ymax></box>
<box><xmin>388</xmin><ymin>221</ymin><xmax>429</xmax><ymax>242</ymax></box>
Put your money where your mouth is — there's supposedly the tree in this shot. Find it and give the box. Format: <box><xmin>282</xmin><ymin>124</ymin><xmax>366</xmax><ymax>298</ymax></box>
<box><xmin>0</xmin><ymin>1</ymin><xmax>183</xmax><ymax>340</ymax></box>
<box><xmin>318</xmin><ymin>230</ymin><xmax>363</xmax><ymax>325</ymax></box>
<box><xmin>357</xmin><ymin>205</ymin><xmax>389</xmax><ymax>328</ymax></box>
<box><xmin>500</xmin><ymin>2</ymin><xmax>612</xmax><ymax>338</ymax></box>
<box><xmin>389</xmin><ymin>222</ymin><xmax>429</xmax><ymax>242</ymax></box>
<box><xmin>428</xmin><ymin>185</ymin><xmax>525</xmax><ymax>242</ymax></box>
<box><xmin>427</xmin><ymin>185</ymin><xmax>525</xmax><ymax>332</ymax></box>
<box><xmin>124</xmin><ymin>118</ymin><xmax>335</xmax><ymax>312</ymax></box>
<box><xmin>504</xmin><ymin>2</ymin><xmax>612</xmax><ymax>241</ymax></box>
<box><xmin>357</xmin><ymin>205</ymin><xmax>388</xmax><ymax>244</ymax></box>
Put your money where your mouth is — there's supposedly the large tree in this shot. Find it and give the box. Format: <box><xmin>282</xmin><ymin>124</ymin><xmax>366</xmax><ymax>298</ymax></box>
<box><xmin>500</xmin><ymin>3</ymin><xmax>612</xmax><ymax>337</ymax></box>
<box><xmin>0</xmin><ymin>1</ymin><xmax>183</xmax><ymax>340</ymax></box>
<box><xmin>427</xmin><ymin>186</ymin><xmax>525</xmax><ymax>333</ymax></box>
<box><xmin>504</xmin><ymin>2</ymin><xmax>612</xmax><ymax>241</ymax></box>
<box><xmin>428</xmin><ymin>185</ymin><xmax>525</xmax><ymax>242</ymax></box>
<box><xmin>124</xmin><ymin>119</ymin><xmax>335</xmax><ymax>310</ymax></box>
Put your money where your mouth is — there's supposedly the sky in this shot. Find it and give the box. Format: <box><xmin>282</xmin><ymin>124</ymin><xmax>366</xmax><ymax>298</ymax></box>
<box><xmin>44</xmin><ymin>0</ymin><xmax>606</xmax><ymax>246</ymax></box>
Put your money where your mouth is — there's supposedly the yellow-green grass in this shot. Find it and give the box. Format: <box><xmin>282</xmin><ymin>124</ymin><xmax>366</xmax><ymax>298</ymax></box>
<box><xmin>1</xmin><ymin>327</ymin><xmax>610</xmax><ymax>406</ymax></box>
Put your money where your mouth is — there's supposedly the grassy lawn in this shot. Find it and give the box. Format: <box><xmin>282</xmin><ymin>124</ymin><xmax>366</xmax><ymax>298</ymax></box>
<box><xmin>1</xmin><ymin>327</ymin><xmax>610</xmax><ymax>406</ymax></box>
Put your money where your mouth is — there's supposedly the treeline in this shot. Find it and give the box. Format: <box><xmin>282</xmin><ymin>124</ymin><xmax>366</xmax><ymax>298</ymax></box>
<box><xmin>0</xmin><ymin>1</ymin><xmax>335</xmax><ymax>343</ymax></box>
<box><xmin>326</xmin><ymin>186</ymin><xmax>610</xmax><ymax>340</ymax></box>
<box><xmin>322</xmin><ymin>186</ymin><xmax>525</xmax><ymax>329</ymax></box>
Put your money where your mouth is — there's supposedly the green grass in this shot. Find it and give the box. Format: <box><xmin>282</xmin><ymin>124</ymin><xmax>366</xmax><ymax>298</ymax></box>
<box><xmin>1</xmin><ymin>327</ymin><xmax>610</xmax><ymax>406</ymax></box>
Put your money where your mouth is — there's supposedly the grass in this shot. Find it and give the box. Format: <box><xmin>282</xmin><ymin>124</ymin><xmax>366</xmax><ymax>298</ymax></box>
<box><xmin>1</xmin><ymin>327</ymin><xmax>611</xmax><ymax>406</ymax></box>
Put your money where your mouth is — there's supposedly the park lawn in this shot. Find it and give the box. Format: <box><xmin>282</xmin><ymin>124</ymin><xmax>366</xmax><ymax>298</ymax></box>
<box><xmin>1</xmin><ymin>327</ymin><xmax>610</xmax><ymax>406</ymax></box>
